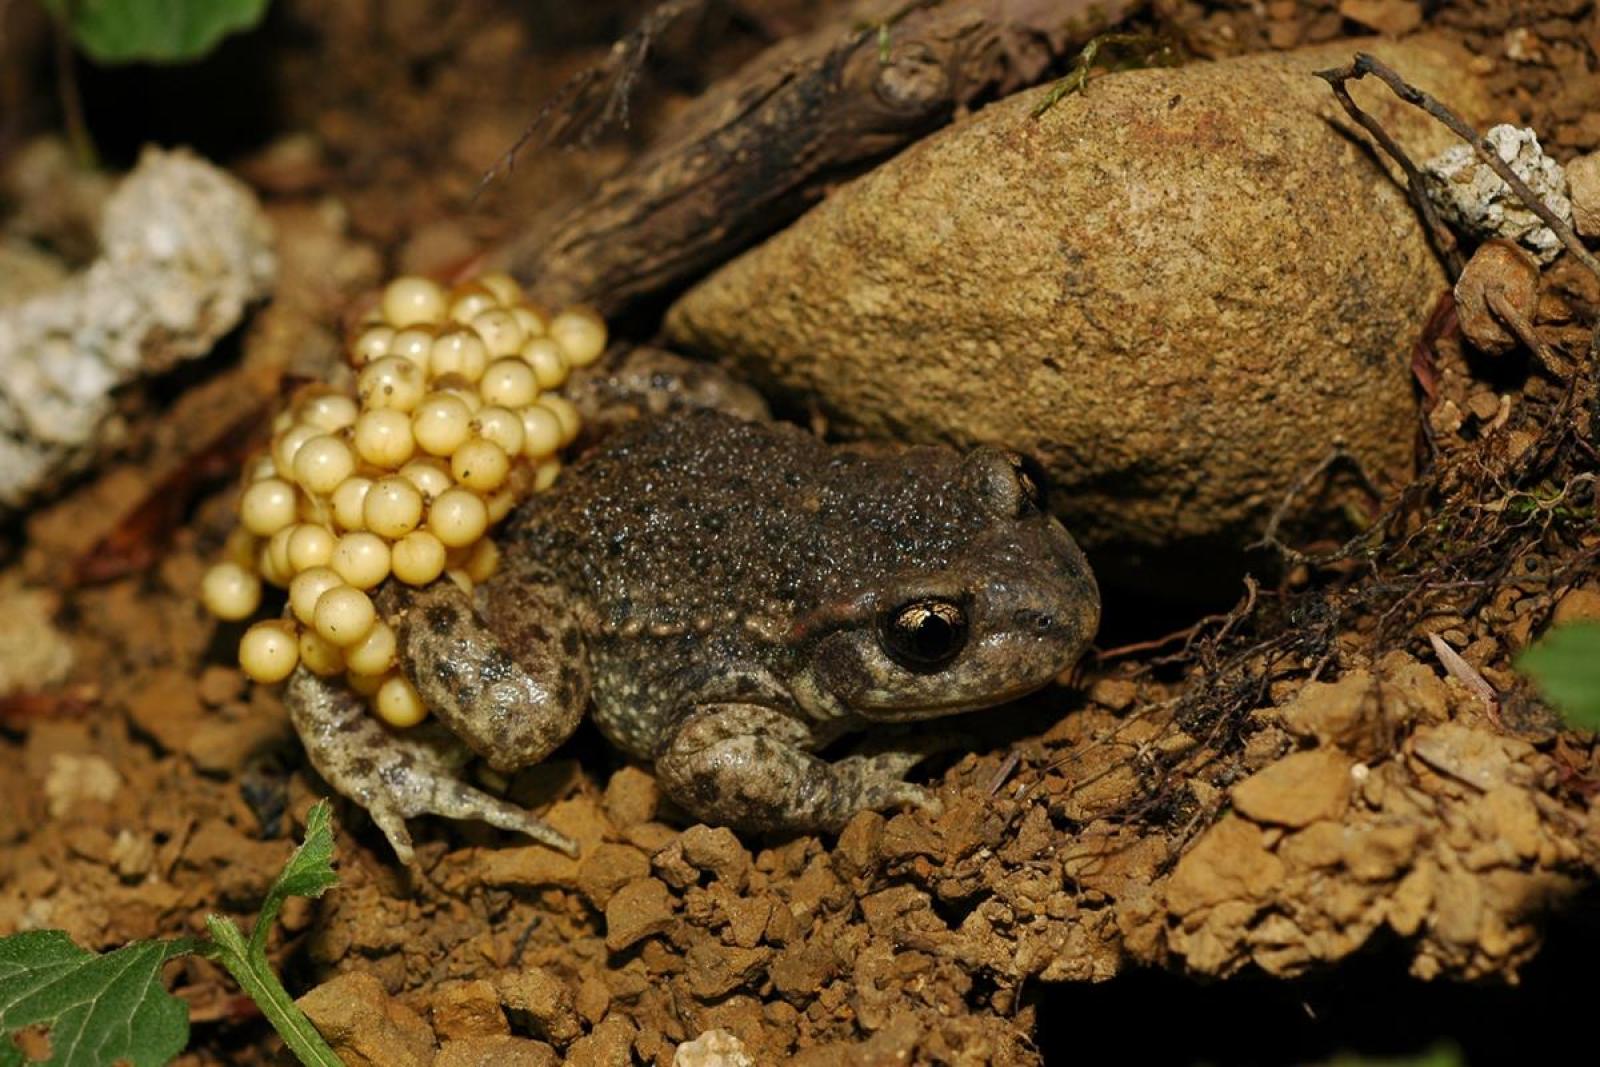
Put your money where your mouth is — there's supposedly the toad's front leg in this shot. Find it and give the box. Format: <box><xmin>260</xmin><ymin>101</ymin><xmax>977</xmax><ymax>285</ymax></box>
<box><xmin>654</xmin><ymin>704</ymin><xmax>942</xmax><ymax>833</ymax></box>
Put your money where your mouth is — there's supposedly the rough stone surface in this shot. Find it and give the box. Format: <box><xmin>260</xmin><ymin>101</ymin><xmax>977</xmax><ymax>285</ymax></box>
<box><xmin>1423</xmin><ymin>124</ymin><xmax>1572</xmax><ymax>264</ymax></box>
<box><xmin>1568</xmin><ymin>151</ymin><xmax>1600</xmax><ymax>237</ymax></box>
<box><xmin>0</xmin><ymin>147</ymin><xmax>274</xmax><ymax>513</ymax></box>
<box><xmin>666</xmin><ymin>38</ymin><xmax>1490</xmax><ymax>592</ymax></box>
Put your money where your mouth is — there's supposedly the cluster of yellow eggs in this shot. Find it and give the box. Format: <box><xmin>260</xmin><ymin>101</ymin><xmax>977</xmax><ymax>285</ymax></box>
<box><xmin>200</xmin><ymin>272</ymin><xmax>604</xmax><ymax>727</ymax></box>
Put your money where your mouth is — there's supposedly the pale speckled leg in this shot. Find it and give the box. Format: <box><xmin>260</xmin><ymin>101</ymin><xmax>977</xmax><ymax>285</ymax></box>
<box><xmin>377</xmin><ymin>578</ymin><xmax>589</xmax><ymax>775</ymax></box>
<box><xmin>654</xmin><ymin>704</ymin><xmax>943</xmax><ymax>833</ymax></box>
<box><xmin>285</xmin><ymin>667</ymin><xmax>578</xmax><ymax>864</ymax></box>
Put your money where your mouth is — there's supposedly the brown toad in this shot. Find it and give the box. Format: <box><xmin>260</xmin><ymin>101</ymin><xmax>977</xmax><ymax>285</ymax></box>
<box><xmin>287</xmin><ymin>408</ymin><xmax>1099</xmax><ymax>862</ymax></box>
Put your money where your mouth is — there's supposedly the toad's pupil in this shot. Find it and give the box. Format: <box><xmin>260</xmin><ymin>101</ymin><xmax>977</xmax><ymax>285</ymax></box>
<box><xmin>886</xmin><ymin>600</ymin><xmax>967</xmax><ymax>669</ymax></box>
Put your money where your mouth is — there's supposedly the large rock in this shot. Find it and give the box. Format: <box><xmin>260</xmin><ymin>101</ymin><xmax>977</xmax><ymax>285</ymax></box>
<box><xmin>667</xmin><ymin>39</ymin><xmax>1489</xmax><ymax>594</ymax></box>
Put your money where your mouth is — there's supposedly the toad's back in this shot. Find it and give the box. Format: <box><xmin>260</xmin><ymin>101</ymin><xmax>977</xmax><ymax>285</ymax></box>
<box><xmin>498</xmin><ymin>409</ymin><xmax>1006</xmax><ymax>635</ymax></box>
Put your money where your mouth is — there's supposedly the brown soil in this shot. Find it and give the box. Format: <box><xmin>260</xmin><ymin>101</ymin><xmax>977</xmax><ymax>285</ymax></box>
<box><xmin>3</xmin><ymin>1</ymin><xmax>1599</xmax><ymax>1065</ymax></box>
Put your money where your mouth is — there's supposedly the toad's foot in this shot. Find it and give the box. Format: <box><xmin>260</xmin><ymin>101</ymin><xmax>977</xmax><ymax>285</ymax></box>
<box><xmin>655</xmin><ymin>704</ymin><xmax>943</xmax><ymax>834</ymax></box>
<box><xmin>285</xmin><ymin>667</ymin><xmax>578</xmax><ymax>864</ymax></box>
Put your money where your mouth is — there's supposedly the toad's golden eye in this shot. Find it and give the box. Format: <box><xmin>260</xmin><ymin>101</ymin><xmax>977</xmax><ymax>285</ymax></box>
<box><xmin>880</xmin><ymin>599</ymin><xmax>968</xmax><ymax>671</ymax></box>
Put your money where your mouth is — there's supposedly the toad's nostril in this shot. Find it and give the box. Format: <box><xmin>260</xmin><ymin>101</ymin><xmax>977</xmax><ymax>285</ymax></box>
<box><xmin>1014</xmin><ymin>609</ymin><xmax>1055</xmax><ymax>634</ymax></box>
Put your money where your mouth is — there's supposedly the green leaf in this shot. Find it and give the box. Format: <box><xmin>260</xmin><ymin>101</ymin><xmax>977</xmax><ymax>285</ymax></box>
<box><xmin>1516</xmin><ymin>622</ymin><xmax>1600</xmax><ymax>730</ymax></box>
<box><xmin>42</xmin><ymin>0</ymin><xmax>270</xmax><ymax>65</ymax></box>
<box><xmin>0</xmin><ymin>930</ymin><xmax>196</xmax><ymax>1067</ymax></box>
<box><xmin>200</xmin><ymin>800</ymin><xmax>344</xmax><ymax>1067</ymax></box>
<box><xmin>249</xmin><ymin>800</ymin><xmax>338</xmax><ymax>957</ymax></box>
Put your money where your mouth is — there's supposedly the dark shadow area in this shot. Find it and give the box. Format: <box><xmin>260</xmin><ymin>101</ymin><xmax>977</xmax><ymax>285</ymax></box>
<box><xmin>1033</xmin><ymin>901</ymin><xmax>1600</xmax><ymax>1066</ymax></box>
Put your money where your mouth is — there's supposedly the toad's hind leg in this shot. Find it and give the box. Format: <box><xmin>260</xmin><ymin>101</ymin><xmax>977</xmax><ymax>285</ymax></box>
<box><xmin>655</xmin><ymin>704</ymin><xmax>943</xmax><ymax>833</ymax></box>
<box><xmin>285</xmin><ymin>668</ymin><xmax>578</xmax><ymax>864</ymax></box>
<box><xmin>378</xmin><ymin>578</ymin><xmax>589</xmax><ymax>775</ymax></box>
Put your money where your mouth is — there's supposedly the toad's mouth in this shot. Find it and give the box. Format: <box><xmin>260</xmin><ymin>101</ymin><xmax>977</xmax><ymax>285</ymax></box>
<box><xmin>853</xmin><ymin>678</ymin><xmax>1051</xmax><ymax>720</ymax></box>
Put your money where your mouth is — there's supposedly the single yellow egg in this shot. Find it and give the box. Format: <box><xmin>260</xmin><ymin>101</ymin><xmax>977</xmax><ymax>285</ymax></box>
<box><xmin>331</xmin><ymin>531</ymin><xmax>391</xmax><ymax>590</ymax></box>
<box><xmin>344</xmin><ymin>619</ymin><xmax>397</xmax><ymax>676</ymax></box>
<box><xmin>300</xmin><ymin>392</ymin><xmax>360</xmax><ymax>432</ymax></box>
<box><xmin>550</xmin><ymin>306</ymin><xmax>607</xmax><ymax>367</ymax></box>
<box><xmin>477</xmin><ymin>271</ymin><xmax>523</xmax><ymax>306</ymax></box>
<box><xmin>375</xmin><ymin>674</ymin><xmax>428</xmax><ymax>727</ymax></box>
<box><xmin>472</xmin><ymin>406</ymin><xmax>525</xmax><ymax>456</ymax></box>
<box><xmin>289</xmin><ymin>566</ymin><xmax>344</xmax><ymax>626</ymax></box>
<box><xmin>292</xmin><ymin>435</ymin><xmax>357</xmax><ymax>496</ymax></box>
<box><xmin>351</xmin><ymin>325</ymin><xmax>395</xmax><ymax>367</ymax></box>
<box><xmin>519</xmin><ymin>405</ymin><xmax>563</xmax><ymax>460</ymax></box>
<box><xmin>448</xmin><ymin>285</ymin><xmax>498</xmax><ymax>326</ymax></box>
<box><xmin>353</xmin><ymin>408</ymin><xmax>417</xmax><ymax>469</ymax></box>
<box><xmin>538</xmin><ymin>394</ymin><xmax>581</xmax><ymax>445</ymax></box>
<box><xmin>240</xmin><ymin>478</ymin><xmax>299</xmax><ymax>536</ymax></box>
<box><xmin>429</xmin><ymin>488</ymin><xmax>489</xmax><ymax>548</ymax></box>
<box><xmin>287</xmin><ymin>522</ymin><xmax>337</xmax><ymax>572</ymax></box>
<box><xmin>451</xmin><ymin>437</ymin><xmax>510</xmax><ymax>493</ymax></box>
<box><xmin>239</xmin><ymin>621</ymin><xmax>300</xmax><ymax>683</ymax></box>
<box><xmin>298</xmin><ymin>628</ymin><xmax>347</xmax><ymax>677</ymax></box>
<box><xmin>364</xmin><ymin>476</ymin><xmax>425</xmax><ymax>539</ymax></box>
<box><xmin>314</xmin><ymin>584</ymin><xmax>377</xmax><ymax>646</ymax></box>
<box><xmin>391</xmin><ymin>530</ymin><xmax>448</xmax><ymax>585</ymax></box>
<box><xmin>430</xmin><ymin>328</ymin><xmax>489</xmax><ymax>383</ymax></box>
<box><xmin>357</xmin><ymin>355</ymin><xmax>426</xmax><ymax>413</ymax></box>
<box><xmin>400</xmin><ymin>458</ymin><xmax>454</xmax><ymax>501</ymax></box>
<box><xmin>471</xmin><ymin>309</ymin><xmax>526</xmax><ymax>358</ymax></box>
<box><xmin>480</xmin><ymin>358</ymin><xmax>538</xmax><ymax>409</ymax></box>
<box><xmin>271</xmin><ymin>424</ymin><xmax>320</xmax><ymax>480</ymax></box>
<box><xmin>331</xmin><ymin>476</ymin><xmax>373</xmax><ymax>531</ymax></box>
<box><xmin>520</xmin><ymin>337</ymin><xmax>569</xmax><ymax>390</ymax></box>
<box><xmin>465</xmin><ymin>538</ymin><xmax>500</xmax><ymax>583</ymax></box>
<box><xmin>202</xmin><ymin>561</ymin><xmax>261</xmax><ymax>620</ymax></box>
<box><xmin>382</xmin><ymin>276</ymin><xmax>447</xmax><ymax>328</ymax></box>
<box><xmin>412</xmin><ymin>393</ymin><xmax>474</xmax><ymax>456</ymax></box>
